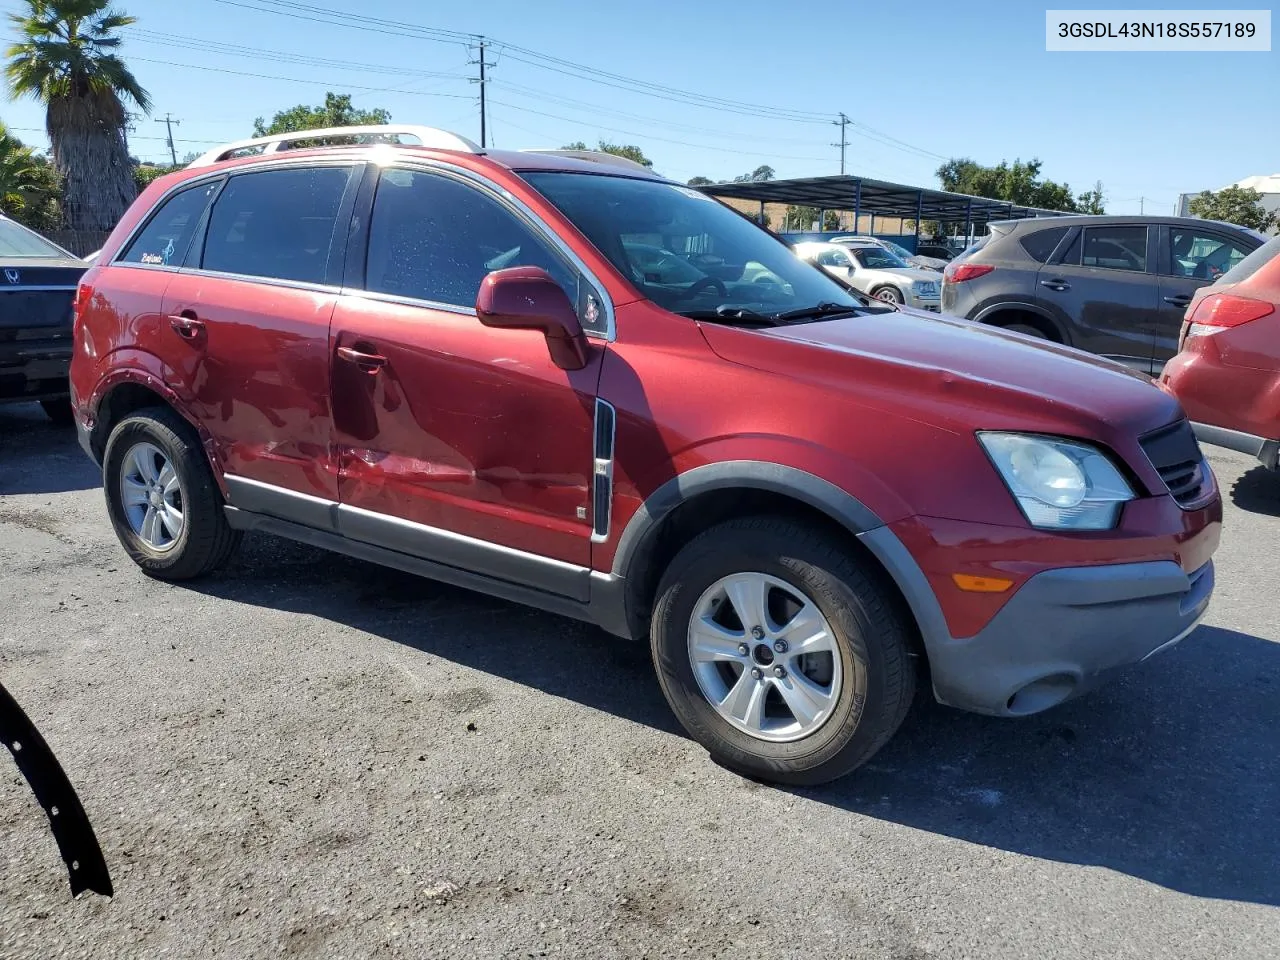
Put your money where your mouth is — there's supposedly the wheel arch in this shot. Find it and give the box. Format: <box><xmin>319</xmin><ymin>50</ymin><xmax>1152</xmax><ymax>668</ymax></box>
<box><xmin>88</xmin><ymin>374</ymin><xmax>224</xmax><ymax>495</ymax></box>
<box><xmin>971</xmin><ymin>300</ymin><xmax>1068</xmax><ymax>343</ymax></box>
<box><xmin>608</xmin><ymin>462</ymin><xmax>929</xmax><ymax>667</ymax></box>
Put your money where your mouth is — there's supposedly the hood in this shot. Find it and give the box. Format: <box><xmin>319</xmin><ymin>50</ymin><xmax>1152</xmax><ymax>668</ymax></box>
<box><xmin>699</xmin><ymin>308</ymin><xmax>1182</xmax><ymax>440</ymax></box>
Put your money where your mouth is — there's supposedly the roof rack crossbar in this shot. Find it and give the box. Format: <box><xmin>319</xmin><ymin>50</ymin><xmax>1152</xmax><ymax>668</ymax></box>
<box><xmin>519</xmin><ymin>148</ymin><xmax>653</xmax><ymax>173</ymax></box>
<box><xmin>187</xmin><ymin>124</ymin><xmax>481</xmax><ymax>168</ymax></box>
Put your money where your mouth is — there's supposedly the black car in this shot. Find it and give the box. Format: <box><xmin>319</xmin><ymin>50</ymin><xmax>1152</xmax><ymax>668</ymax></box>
<box><xmin>0</xmin><ymin>216</ymin><xmax>87</xmax><ymax>423</ymax></box>
<box><xmin>915</xmin><ymin>244</ymin><xmax>955</xmax><ymax>262</ymax></box>
<box><xmin>940</xmin><ymin>215</ymin><xmax>1265</xmax><ymax>375</ymax></box>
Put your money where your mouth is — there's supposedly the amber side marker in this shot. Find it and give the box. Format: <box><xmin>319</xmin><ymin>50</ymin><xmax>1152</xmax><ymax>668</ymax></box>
<box><xmin>951</xmin><ymin>573</ymin><xmax>1014</xmax><ymax>593</ymax></box>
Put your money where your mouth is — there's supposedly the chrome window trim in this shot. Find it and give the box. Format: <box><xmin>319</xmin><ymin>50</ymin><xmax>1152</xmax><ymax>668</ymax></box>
<box><xmin>338</xmin><ymin>288</ymin><xmax>477</xmax><ymax>317</ymax></box>
<box><xmin>372</xmin><ymin>157</ymin><xmax>617</xmax><ymax>342</ymax></box>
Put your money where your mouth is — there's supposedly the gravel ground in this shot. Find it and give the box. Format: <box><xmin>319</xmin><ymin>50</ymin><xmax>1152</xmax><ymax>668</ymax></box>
<box><xmin>1</xmin><ymin>401</ymin><xmax>1278</xmax><ymax>959</ymax></box>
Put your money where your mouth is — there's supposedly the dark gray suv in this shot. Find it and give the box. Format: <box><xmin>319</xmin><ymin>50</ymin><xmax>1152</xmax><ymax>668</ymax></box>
<box><xmin>941</xmin><ymin>215</ymin><xmax>1264</xmax><ymax>374</ymax></box>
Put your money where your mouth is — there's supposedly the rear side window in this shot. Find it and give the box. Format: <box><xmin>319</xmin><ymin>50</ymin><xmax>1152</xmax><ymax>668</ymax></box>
<box><xmin>201</xmin><ymin>166</ymin><xmax>353</xmax><ymax>284</ymax></box>
<box><xmin>119</xmin><ymin>181</ymin><xmax>220</xmax><ymax>267</ymax></box>
<box><xmin>364</xmin><ymin>168</ymin><xmax>577</xmax><ymax>310</ymax></box>
<box><xmin>1216</xmin><ymin>235</ymin><xmax>1280</xmax><ymax>285</ymax></box>
<box><xmin>1081</xmin><ymin>226</ymin><xmax>1148</xmax><ymax>272</ymax></box>
<box><xmin>1018</xmin><ymin>226</ymin><xmax>1068</xmax><ymax>263</ymax></box>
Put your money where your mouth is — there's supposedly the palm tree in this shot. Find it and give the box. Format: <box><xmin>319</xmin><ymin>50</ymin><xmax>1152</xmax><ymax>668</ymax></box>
<box><xmin>5</xmin><ymin>0</ymin><xmax>150</xmax><ymax>232</ymax></box>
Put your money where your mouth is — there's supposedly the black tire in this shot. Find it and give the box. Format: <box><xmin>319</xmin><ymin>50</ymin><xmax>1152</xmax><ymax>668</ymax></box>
<box><xmin>998</xmin><ymin>321</ymin><xmax>1049</xmax><ymax>340</ymax></box>
<box><xmin>872</xmin><ymin>286</ymin><xmax>904</xmax><ymax>304</ymax></box>
<box><xmin>40</xmin><ymin>398</ymin><xmax>75</xmax><ymax>426</ymax></box>
<box><xmin>649</xmin><ymin>516</ymin><xmax>916</xmax><ymax>786</ymax></box>
<box><xmin>102</xmin><ymin>406</ymin><xmax>241</xmax><ymax>580</ymax></box>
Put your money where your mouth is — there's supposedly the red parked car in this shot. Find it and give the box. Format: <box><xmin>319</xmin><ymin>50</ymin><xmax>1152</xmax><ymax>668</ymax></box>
<box><xmin>70</xmin><ymin>126</ymin><xmax>1221</xmax><ymax>784</ymax></box>
<box><xmin>1160</xmin><ymin>234</ymin><xmax>1280</xmax><ymax>471</ymax></box>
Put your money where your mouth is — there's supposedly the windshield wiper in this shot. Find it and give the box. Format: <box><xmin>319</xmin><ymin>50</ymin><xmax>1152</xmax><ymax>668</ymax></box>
<box><xmin>770</xmin><ymin>301</ymin><xmax>862</xmax><ymax>323</ymax></box>
<box><xmin>678</xmin><ymin>306</ymin><xmax>780</xmax><ymax>326</ymax></box>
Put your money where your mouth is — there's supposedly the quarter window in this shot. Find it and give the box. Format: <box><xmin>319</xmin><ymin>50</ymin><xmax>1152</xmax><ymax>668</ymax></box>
<box><xmin>201</xmin><ymin>166</ymin><xmax>354</xmax><ymax>284</ymax></box>
<box><xmin>1168</xmin><ymin>228</ymin><xmax>1253</xmax><ymax>281</ymax></box>
<box><xmin>364</xmin><ymin>168</ymin><xmax>578</xmax><ymax>313</ymax></box>
<box><xmin>119</xmin><ymin>181</ymin><xmax>220</xmax><ymax>267</ymax></box>
<box><xmin>1018</xmin><ymin>226</ymin><xmax>1068</xmax><ymax>263</ymax></box>
<box><xmin>1081</xmin><ymin>226</ymin><xmax>1148</xmax><ymax>272</ymax></box>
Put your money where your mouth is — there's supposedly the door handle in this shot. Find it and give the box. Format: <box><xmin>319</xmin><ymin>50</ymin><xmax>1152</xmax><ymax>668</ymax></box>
<box><xmin>1039</xmin><ymin>279</ymin><xmax>1071</xmax><ymax>292</ymax></box>
<box><xmin>1163</xmin><ymin>295</ymin><xmax>1192</xmax><ymax>307</ymax></box>
<box><xmin>167</xmin><ymin>313</ymin><xmax>204</xmax><ymax>340</ymax></box>
<box><xmin>336</xmin><ymin>344</ymin><xmax>387</xmax><ymax>373</ymax></box>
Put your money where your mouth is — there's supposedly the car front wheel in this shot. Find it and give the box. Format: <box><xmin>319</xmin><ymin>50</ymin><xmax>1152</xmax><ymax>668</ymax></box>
<box><xmin>649</xmin><ymin>516</ymin><xmax>916</xmax><ymax>785</ymax></box>
<box><xmin>873</xmin><ymin>286</ymin><xmax>904</xmax><ymax>304</ymax></box>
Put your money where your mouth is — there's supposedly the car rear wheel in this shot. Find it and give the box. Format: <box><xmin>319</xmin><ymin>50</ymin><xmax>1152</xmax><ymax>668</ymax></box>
<box><xmin>649</xmin><ymin>516</ymin><xmax>916</xmax><ymax>786</ymax></box>
<box><xmin>873</xmin><ymin>286</ymin><xmax>904</xmax><ymax>304</ymax></box>
<box><xmin>40</xmin><ymin>398</ymin><xmax>75</xmax><ymax>426</ymax></box>
<box><xmin>102</xmin><ymin>407</ymin><xmax>241</xmax><ymax>580</ymax></box>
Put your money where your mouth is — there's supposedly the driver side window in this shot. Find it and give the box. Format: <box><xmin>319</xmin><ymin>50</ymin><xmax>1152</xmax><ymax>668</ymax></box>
<box><xmin>816</xmin><ymin>248</ymin><xmax>851</xmax><ymax>267</ymax></box>
<box><xmin>365</xmin><ymin>168</ymin><xmax>578</xmax><ymax>311</ymax></box>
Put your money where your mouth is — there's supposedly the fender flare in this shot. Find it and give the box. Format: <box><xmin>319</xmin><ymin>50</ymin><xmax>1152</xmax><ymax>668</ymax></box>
<box><xmin>611</xmin><ymin>460</ymin><xmax>885</xmax><ymax>580</ymax></box>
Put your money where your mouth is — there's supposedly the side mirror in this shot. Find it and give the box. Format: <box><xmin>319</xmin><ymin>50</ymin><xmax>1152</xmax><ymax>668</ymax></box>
<box><xmin>475</xmin><ymin>266</ymin><xmax>589</xmax><ymax>371</ymax></box>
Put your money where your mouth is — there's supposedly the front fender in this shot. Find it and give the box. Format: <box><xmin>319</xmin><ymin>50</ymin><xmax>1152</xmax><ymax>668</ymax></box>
<box><xmin>608</xmin><ymin>435</ymin><xmax>914</xmax><ymax>578</ymax></box>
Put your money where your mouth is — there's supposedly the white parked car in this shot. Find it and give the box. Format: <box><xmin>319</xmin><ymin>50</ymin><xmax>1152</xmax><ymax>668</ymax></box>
<box><xmin>830</xmin><ymin>235</ymin><xmax>948</xmax><ymax>272</ymax></box>
<box><xmin>794</xmin><ymin>241</ymin><xmax>941</xmax><ymax>310</ymax></box>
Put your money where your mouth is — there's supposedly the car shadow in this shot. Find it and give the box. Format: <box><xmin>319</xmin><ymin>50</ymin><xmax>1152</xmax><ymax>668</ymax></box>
<box><xmin>0</xmin><ymin>403</ymin><xmax>101</xmax><ymax>495</ymax></box>
<box><xmin>1229</xmin><ymin>464</ymin><xmax>1280</xmax><ymax>517</ymax></box>
<box><xmin>188</xmin><ymin>534</ymin><xmax>1280</xmax><ymax>907</ymax></box>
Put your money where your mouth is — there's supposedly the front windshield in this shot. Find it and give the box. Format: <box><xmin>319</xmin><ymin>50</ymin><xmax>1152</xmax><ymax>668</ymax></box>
<box><xmin>0</xmin><ymin>219</ymin><xmax>73</xmax><ymax>258</ymax></box>
<box><xmin>884</xmin><ymin>241</ymin><xmax>914</xmax><ymax>260</ymax></box>
<box><xmin>852</xmin><ymin>247</ymin><xmax>910</xmax><ymax>270</ymax></box>
<box><xmin>521</xmin><ymin>172</ymin><xmax>864</xmax><ymax>318</ymax></box>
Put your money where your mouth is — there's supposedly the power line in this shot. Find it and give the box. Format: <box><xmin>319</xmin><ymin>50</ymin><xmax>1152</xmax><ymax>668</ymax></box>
<box><xmin>485</xmin><ymin>98</ymin><xmax>831</xmax><ymax>163</ymax></box>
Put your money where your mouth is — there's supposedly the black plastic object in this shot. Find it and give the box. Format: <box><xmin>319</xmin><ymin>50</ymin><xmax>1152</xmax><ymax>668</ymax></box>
<box><xmin>0</xmin><ymin>682</ymin><xmax>112</xmax><ymax>897</ymax></box>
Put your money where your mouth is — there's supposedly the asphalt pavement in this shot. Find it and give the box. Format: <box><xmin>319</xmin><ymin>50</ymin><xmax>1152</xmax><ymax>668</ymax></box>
<box><xmin>1</xmin><ymin>401</ymin><xmax>1277</xmax><ymax>959</ymax></box>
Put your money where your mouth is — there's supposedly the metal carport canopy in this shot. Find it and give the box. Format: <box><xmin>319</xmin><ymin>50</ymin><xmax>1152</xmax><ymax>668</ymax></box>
<box><xmin>696</xmin><ymin>175</ymin><xmax>1071</xmax><ymax>224</ymax></box>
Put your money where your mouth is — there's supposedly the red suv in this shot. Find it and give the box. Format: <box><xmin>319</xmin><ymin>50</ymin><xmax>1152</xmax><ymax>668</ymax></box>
<box><xmin>70</xmin><ymin>126</ymin><xmax>1221</xmax><ymax>785</ymax></box>
<box><xmin>1160</xmin><ymin>234</ymin><xmax>1280</xmax><ymax>471</ymax></box>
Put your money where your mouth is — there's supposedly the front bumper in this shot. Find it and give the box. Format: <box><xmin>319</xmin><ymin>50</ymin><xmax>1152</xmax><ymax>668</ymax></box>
<box><xmin>921</xmin><ymin>559</ymin><xmax>1213</xmax><ymax>715</ymax></box>
<box><xmin>907</xmin><ymin>293</ymin><xmax>941</xmax><ymax>312</ymax></box>
<box><xmin>0</xmin><ymin>334</ymin><xmax>71</xmax><ymax>402</ymax></box>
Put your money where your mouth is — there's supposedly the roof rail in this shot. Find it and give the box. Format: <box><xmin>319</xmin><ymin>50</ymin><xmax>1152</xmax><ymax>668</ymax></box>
<box><xmin>520</xmin><ymin>149</ymin><xmax>653</xmax><ymax>173</ymax></box>
<box><xmin>187</xmin><ymin>124</ymin><xmax>481</xmax><ymax>168</ymax></box>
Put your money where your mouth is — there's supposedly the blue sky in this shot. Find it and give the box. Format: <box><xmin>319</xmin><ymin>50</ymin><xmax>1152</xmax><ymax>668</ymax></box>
<box><xmin>1</xmin><ymin>0</ymin><xmax>1276</xmax><ymax>214</ymax></box>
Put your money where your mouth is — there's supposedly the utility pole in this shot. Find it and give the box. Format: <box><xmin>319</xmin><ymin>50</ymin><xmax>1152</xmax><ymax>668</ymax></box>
<box><xmin>831</xmin><ymin>112</ymin><xmax>851</xmax><ymax>175</ymax></box>
<box><xmin>155</xmin><ymin>113</ymin><xmax>180</xmax><ymax>166</ymax></box>
<box><xmin>470</xmin><ymin>40</ymin><xmax>493</xmax><ymax>149</ymax></box>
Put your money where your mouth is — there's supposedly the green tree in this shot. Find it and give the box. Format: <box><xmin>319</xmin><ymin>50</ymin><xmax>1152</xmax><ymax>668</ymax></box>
<box><xmin>133</xmin><ymin>160</ymin><xmax>177</xmax><ymax>193</ymax></box>
<box><xmin>936</xmin><ymin>157</ymin><xmax>1079</xmax><ymax>212</ymax></box>
<box><xmin>686</xmin><ymin>175</ymin><xmax>714</xmax><ymax>186</ymax></box>
<box><xmin>561</xmin><ymin>140</ymin><xmax>653</xmax><ymax>168</ymax></box>
<box><xmin>1189</xmin><ymin>185</ymin><xmax>1276</xmax><ymax>232</ymax></box>
<box><xmin>733</xmin><ymin>164</ymin><xmax>775</xmax><ymax>183</ymax></box>
<box><xmin>0</xmin><ymin>123</ymin><xmax>62</xmax><ymax>229</ymax></box>
<box><xmin>6</xmin><ymin>0</ymin><xmax>151</xmax><ymax>231</ymax></box>
<box><xmin>1077</xmin><ymin>180</ymin><xmax>1106</xmax><ymax>215</ymax></box>
<box><xmin>252</xmin><ymin>92</ymin><xmax>390</xmax><ymax>137</ymax></box>
<box><xmin>784</xmin><ymin>206</ymin><xmax>838</xmax><ymax>231</ymax></box>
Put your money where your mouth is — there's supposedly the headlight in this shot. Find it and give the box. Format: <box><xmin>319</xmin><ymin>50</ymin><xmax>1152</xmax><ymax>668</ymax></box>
<box><xmin>978</xmin><ymin>432</ymin><xmax>1134</xmax><ymax>530</ymax></box>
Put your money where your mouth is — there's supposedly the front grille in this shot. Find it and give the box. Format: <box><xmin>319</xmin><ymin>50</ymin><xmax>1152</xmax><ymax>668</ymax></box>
<box><xmin>1139</xmin><ymin>419</ymin><xmax>1208</xmax><ymax>507</ymax></box>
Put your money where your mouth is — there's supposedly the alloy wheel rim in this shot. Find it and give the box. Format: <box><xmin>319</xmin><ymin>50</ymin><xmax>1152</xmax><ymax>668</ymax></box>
<box><xmin>119</xmin><ymin>442</ymin><xmax>185</xmax><ymax>551</ymax></box>
<box><xmin>876</xmin><ymin>289</ymin><xmax>899</xmax><ymax>302</ymax></box>
<box><xmin>687</xmin><ymin>572</ymin><xmax>843</xmax><ymax>743</ymax></box>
